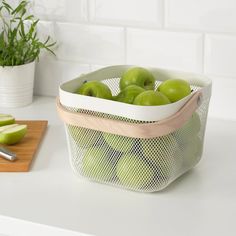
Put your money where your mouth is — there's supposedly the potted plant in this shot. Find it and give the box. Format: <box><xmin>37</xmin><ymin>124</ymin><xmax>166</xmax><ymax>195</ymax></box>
<box><xmin>0</xmin><ymin>0</ymin><xmax>56</xmax><ymax>107</ymax></box>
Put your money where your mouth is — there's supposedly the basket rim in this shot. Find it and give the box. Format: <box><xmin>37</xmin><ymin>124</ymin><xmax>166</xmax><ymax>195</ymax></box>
<box><xmin>59</xmin><ymin>65</ymin><xmax>212</xmax><ymax>122</ymax></box>
<box><xmin>57</xmin><ymin>91</ymin><xmax>203</xmax><ymax>138</ymax></box>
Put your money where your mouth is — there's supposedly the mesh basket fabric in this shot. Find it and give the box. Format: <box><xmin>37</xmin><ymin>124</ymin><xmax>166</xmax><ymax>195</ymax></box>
<box><xmin>61</xmin><ymin>78</ymin><xmax>210</xmax><ymax>192</ymax></box>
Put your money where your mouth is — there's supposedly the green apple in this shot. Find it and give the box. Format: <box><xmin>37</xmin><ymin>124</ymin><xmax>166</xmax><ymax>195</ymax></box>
<box><xmin>0</xmin><ymin>124</ymin><xmax>27</xmax><ymax>145</ymax></box>
<box><xmin>116</xmin><ymin>85</ymin><xmax>145</xmax><ymax>104</ymax></box>
<box><xmin>133</xmin><ymin>90</ymin><xmax>170</xmax><ymax>106</ymax></box>
<box><xmin>68</xmin><ymin>126</ymin><xmax>100</xmax><ymax>149</ymax></box>
<box><xmin>76</xmin><ymin>80</ymin><xmax>112</xmax><ymax>100</ymax></box>
<box><xmin>176</xmin><ymin>112</ymin><xmax>201</xmax><ymax>144</ymax></box>
<box><xmin>82</xmin><ymin>147</ymin><xmax>115</xmax><ymax>182</ymax></box>
<box><xmin>116</xmin><ymin>153</ymin><xmax>155</xmax><ymax>189</ymax></box>
<box><xmin>183</xmin><ymin>136</ymin><xmax>203</xmax><ymax>169</ymax></box>
<box><xmin>158</xmin><ymin>79</ymin><xmax>191</xmax><ymax>102</ymax></box>
<box><xmin>103</xmin><ymin>133</ymin><xmax>133</xmax><ymax>153</ymax></box>
<box><xmin>120</xmin><ymin>67</ymin><xmax>155</xmax><ymax>90</ymax></box>
<box><xmin>112</xmin><ymin>95</ymin><xmax>119</xmax><ymax>101</ymax></box>
<box><xmin>0</xmin><ymin>114</ymin><xmax>15</xmax><ymax>126</ymax></box>
<box><xmin>141</xmin><ymin>134</ymin><xmax>182</xmax><ymax>180</ymax></box>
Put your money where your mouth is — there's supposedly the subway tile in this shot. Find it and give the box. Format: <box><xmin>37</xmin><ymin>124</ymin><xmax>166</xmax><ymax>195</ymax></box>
<box><xmin>55</xmin><ymin>23</ymin><xmax>125</xmax><ymax>64</ymax></box>
<box><xmin>36</xmin><ymin>21</ymin><xmax>56</xmax><ymax>58</ymax></box>
<box><xmin>205</xmin><ymin>34</ymin><xmax>236</xmax><ymax>77</ymax></box>
<box><xmin>90</xmin><ymin>0</ymin><xmax>163</xmax><ymax>27</ymax></box>
<box><xmin>34</xmin><ymin>58</ymin><xmax>90</xmax><ymax>96</ymax></box>
<box><xmin>37</xmin><ymin>21</ymin><xmax>55</xmax><ymax>43</ymax></box>
<box><xmin>208</xmin><ymin>76</ymin><xmax>236</xmax><ymax>120</ymax></box>
<box><xmin>127</xmin><ymin>28</ymin><xmax>203</xmax><ymax>73</ymax></box>
<box><xmin>166</xmin><ymin>0</ymin><xmax>236</xmax><ymax>32</ymax></box>
<box><xmin>90</xmin><ymin>64</ymin><xmax>110</xmax><ymax>71</ymax></box>
<box><xmin>31</xmin><ymin>0</ymin><xmax>87</xmax><ymax>22</ymax></box>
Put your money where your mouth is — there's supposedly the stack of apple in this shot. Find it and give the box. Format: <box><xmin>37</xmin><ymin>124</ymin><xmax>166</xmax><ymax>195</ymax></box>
<box><xmin>68</xmin><ymin>67</ymin><xmax>202</xmax><ymax>191</ymax></box>
<box><xmin>175</xmin><ymin>112</ymin><xmax>203</xmax><ymax>169</ymax></box>
<box><xmin>0</xmin><ymin>114</ymin><xmax>27</xmax><ymax>145</ymax></box>
<box><xmin>76</xmin><ymin>67</ymin><xmax>192</xmax><ymax>105</ymax></box>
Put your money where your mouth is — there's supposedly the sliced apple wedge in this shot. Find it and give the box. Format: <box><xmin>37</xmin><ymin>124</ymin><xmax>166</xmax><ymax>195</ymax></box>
<box><xmin>0</xmin><ymin>124</ymin><xmax>27</xmax><ymax>145</ymax></box>
<box><xmin>0</xmin><ymin>124</ymin><xmax>18</xmax><ymax>132</ymax></box>
<box><xmin>0</xmin><ymin>114</ymin><xmax>15</xmax><ymax>126</ymax></box>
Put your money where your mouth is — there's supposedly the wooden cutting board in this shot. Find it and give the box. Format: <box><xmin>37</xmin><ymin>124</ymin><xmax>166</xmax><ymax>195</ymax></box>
<box><xmin>0</xmin><ymin>120</ymin><xmax>48</xmax><ymax>172</ymax></box>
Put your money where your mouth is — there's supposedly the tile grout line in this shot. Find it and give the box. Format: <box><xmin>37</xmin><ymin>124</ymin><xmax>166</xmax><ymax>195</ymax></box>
<box><xmin>51</xmin><ymin>20</ymin><xmax>236</xmax><ymax>36</ymax></box>
<box><xmin>124</xmin><ymin>27</ymin><xmax>128</xmax><ymax>64</ymax></box>
<box><xmin>205</xmin><ymin>73</ymin><xmax>236</xmax><ymax>80</ymax></box>
<box><xmin>202</xmin><ymin>33</ymin><xmax>206</xmax><ymax>74</ymax></box>
<box><xmin>162</xmin><ymin>0</ymin><xmax>167</xmax><ymax>28</ymax></box>
<box><xmin>87</xmin><ymin>0</ymin><xmax>91</xmax><ymax>22</ymax></box>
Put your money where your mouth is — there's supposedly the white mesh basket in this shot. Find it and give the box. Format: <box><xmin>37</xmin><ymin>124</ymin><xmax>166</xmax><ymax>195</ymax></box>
<box><xmin>57</xmin><ymin>65</ymin><xmax>212</xmax><ymax>192</ymax></box>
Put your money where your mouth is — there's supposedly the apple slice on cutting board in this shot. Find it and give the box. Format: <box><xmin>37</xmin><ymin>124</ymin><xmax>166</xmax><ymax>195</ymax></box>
<box><xmin>0</xmin><ymin>124</ymin><xmax>27</xmax><ymax>145</ymax></box>
<box><xmin>0</xmin><ymin>114</ymin><xmax>15</xmax><ymax>126</ymax></box>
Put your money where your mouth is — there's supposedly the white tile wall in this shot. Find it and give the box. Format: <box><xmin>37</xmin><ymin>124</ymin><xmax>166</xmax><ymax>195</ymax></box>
<box><xmin>166</xmin><ymin>0</ymin><xmax>236</xmax><ymax>32</ymax></box>
<box><xmin>55</xmin><ymin>23</ymin><xmax>125</xmax><ymax>64</ymax></box>
<box><xmin>32</xmin><ymin>0</ymin><xmax>87</xmax><ymax>22</ymax></box>
<box><xmin>37</xmin><ymin>21</ymin><xmax>55</xmax><ymax>42</ymax></box>
<box><xmin>209</xmin><ymin>76</ymin><xmax>236</xmax><ymax>120</ymax></box>
<box><xmin>34</xmin><ymin>58</ymin><xmax>90</xmax><ymax>96</ymax></box>
<box><xmin>205</xmin><ymin>34</ymin><xmax>236</xmax><ymax>77</ymax></box>
<box><xmin>26</xmin><ymin>0</ymin><xmax>236</xmax><ymax>119</ymax></box>
<box><xmin>127</xmin><ymin>29</ymin><xmax>203</xmax><ymax>72</ymax></box>
<box><xmin>89</xmin><ymin>0</ymin><xmax>163</xmax><ymax>27</ymax></box>
<box><xmin>90</xmin><ymin>64</ymin><xmax>109</xmax><ymax>71</ymax></box>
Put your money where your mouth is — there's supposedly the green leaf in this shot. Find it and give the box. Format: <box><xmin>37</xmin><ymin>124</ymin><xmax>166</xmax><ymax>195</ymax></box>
<box><xmin>20</xmin><ymin>20</ymin><xmax>25</xmax><ymax>37</ymax></box>
<box><xmin>2</xmin><ymin>1</ymin><xmax>13</xmax><ymax>13</ymax></box>
<box><xmin>0</xmin><ymin>34</ymin><xmax>6</xmax><ymax>57</ymax></box>
<box><xmin>12</xmin><ymin>1</ymin><xmax>28</xmax><ymax>15</ymax></box>
<box><xmin>24</xmin><ymin>15</ymin><xmax>34</xmax><ymax>21</ymax></box>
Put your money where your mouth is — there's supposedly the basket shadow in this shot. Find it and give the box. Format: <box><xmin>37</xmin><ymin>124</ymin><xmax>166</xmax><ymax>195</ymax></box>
<box><xmin>155</xmin><ymin>169</ymin><xmax>196</xmax><ymax>194</ymax></box>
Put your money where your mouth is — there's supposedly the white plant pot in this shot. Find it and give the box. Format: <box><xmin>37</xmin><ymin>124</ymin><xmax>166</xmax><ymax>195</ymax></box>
<box><xmin>0</xmin><ymin>61</ymin><xmax>35</xmax><ymax>108</ymax></box>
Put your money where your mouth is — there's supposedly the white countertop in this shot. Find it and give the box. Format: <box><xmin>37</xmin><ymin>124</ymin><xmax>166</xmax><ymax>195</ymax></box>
<box><xmin>0</xmin><ymin>96</ymin><xmax>236</xmax><ymax>236</ymax></box>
